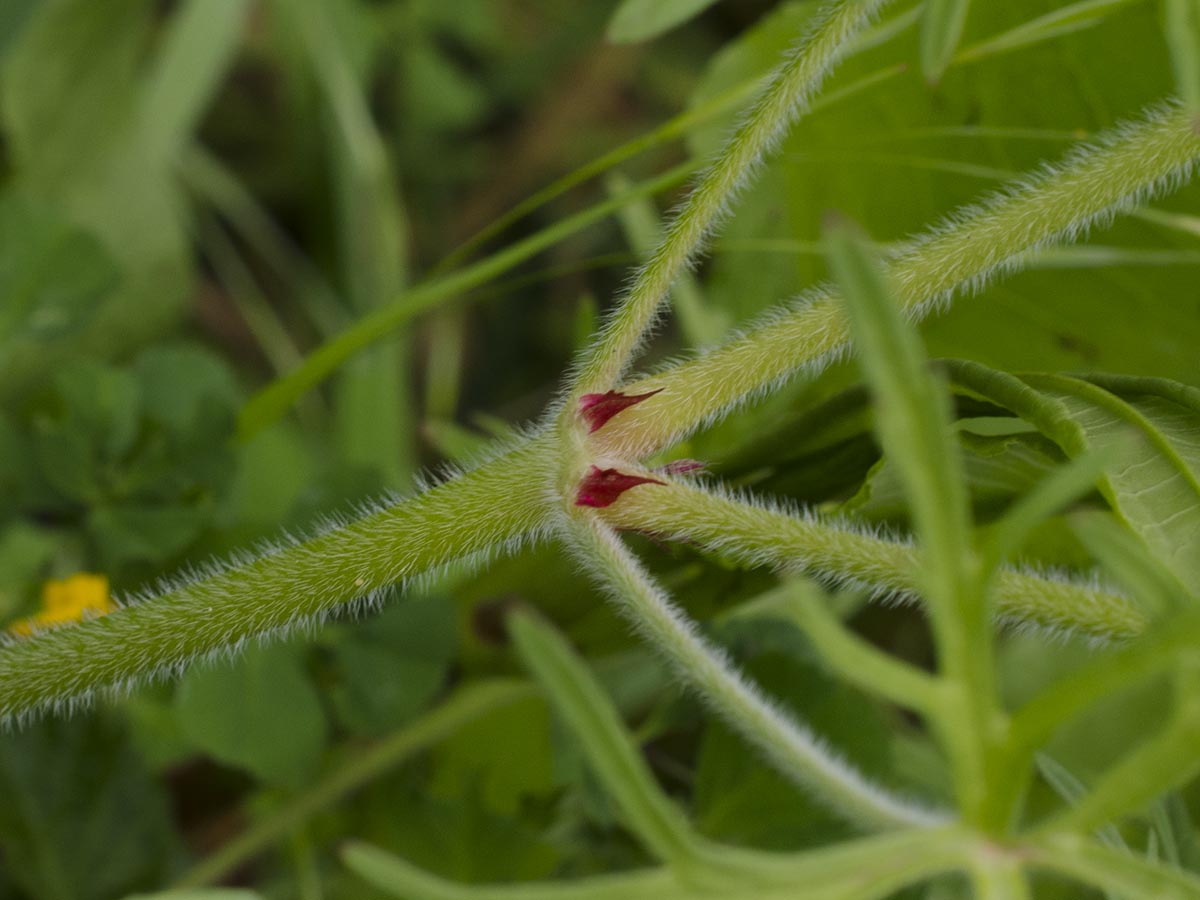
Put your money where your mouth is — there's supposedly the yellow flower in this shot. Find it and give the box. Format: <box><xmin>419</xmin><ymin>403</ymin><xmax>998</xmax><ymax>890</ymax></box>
<box><xmin>7</xmin><ymin>574</ymin><xmax>115</xmax><ymax>638</ymax></box>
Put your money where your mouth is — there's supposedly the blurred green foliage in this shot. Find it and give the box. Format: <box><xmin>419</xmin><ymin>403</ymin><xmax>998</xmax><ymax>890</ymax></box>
<box><xmin>0</xmin><ymin>0</ymin><xmax>1199</xmax><ymax>898</ymax></box>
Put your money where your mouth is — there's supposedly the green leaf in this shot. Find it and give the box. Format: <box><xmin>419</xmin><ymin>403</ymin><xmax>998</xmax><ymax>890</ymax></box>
<box><xmin>138</xmin><ymin>0</ymin><xmax>250</xmax><ymax>160</ymax></box>
<box><xmin>88</xmin><ymin>504</ymin><xmax>210</xmax><ymax>571</ymax></box>
<box><xmin>607</xmin><ymin>0</ymin><xmax>720</xmax><ymax>44</ymax></box>
<box><xmin>427</xmin><ymin>692</ymin><xmax>555</xmax><ymax>817</ymax></box>
<box><xmin>350</xmin><ymin>791</ymin><xmax>559</xmax><ymax>887</ymax></box>
<box><xmin>1069</xmin><ymin>509</ymin><xmax>1191</xmax><ymax>620</ymax></box>
<box><xmin>0</xmin><ymin>189</ymin><xmax>117</xmax><ymax>348</ymax></box>
<box><xmin>323</xmin><ymin>595</ymin><xmax>457</xmax><ymax>735</ymax></box>
<box><xmin>0</xmin><ymin>715</ymin><xmax>180</xmax><ymax>900</ymax></box>
<box><xmin>1149</xmin><ymin>793</ymin><xmax>1200</xmax><ymax>873</ymax></box>
<box><xmin>176</xmin><ymin>641</ymin><xmax>329</xmax><ymax>787</ymax></box>
<box><xmin>0</xmin><ymin>0</ymin><xmax>150</xmax><ymax>179</ymax></box>
<box><xmin>846</xmin><ymin>427</ymin><xmax>1064</xmax><ymax>522</ymax></box>
<box><xmin>133</xmin><ymin>344</ymin><xmax>239</xmax><ymax>442</ymax></box>
<box><xmin>1163</xmin><ymin>0</ymin><xmax>1200</xmax><ymax>114</ymax></box>
<box><xmin>949</xmin><ymin>363</ymin><xmax>1200</xmax><ymax>596</ymax></box>
<box><xmin>825</xmin><ymin>216</ymin><xmax>973</xmax><ymax>612</ymax></box>
<box><xmin>0</xmin><ymin>523</ymin><xmax>56</xmax><ymax>621</ymax></box>
<box><xmin>509</xmin><ymin>610</ymin><xmax>700</xmax><ymax>865</ymax></box>
<box><xmin>920</xmin><ymin>0</ymin><xmax>972</xmax><ymax>84</ymax></box>
<box><xmin>0</xmin><ymin>0</ymin><xmax>37</xmax><ymax>62</ymax></box>
<box><xmin>46</xmin><ymin>359</ymin><xmax>142</xmax><ymax>462</ymax></box>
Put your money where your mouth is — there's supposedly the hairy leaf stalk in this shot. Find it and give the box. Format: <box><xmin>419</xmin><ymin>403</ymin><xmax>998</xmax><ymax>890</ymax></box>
<box><xmin>570</xmin><ymin>0</ymin><xmax>890</xmax><ymax>398</ymax></box>
<box><xmin>595</xmin><ymin>101</ymin><xmax>1200</xmax><ymax>459</ymax></box>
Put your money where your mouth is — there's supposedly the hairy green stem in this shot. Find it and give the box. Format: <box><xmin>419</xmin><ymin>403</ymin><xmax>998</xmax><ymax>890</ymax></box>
<box><xmin>569</xmin><ymin>0</ymin><xmax>890</xmax><ymax>398</ymax></box>
<box><xmin>599</xmin><ymin>480</ymin><xmax>1146</xmax><ymax>639</ymax></box>
<box><xmin>0</xmin><ymin>438</ymin><xmax>555</xmax><ymax>723</ymax></box>
<box><xmin>595</xmin><ymin>101</ymin><xmax>1200</xmax><ymax>459</ymax></box>
<box><xmin>567</xmin><ymin>514</ymin><xmax>948</xmax><ymax>831</ymax></box>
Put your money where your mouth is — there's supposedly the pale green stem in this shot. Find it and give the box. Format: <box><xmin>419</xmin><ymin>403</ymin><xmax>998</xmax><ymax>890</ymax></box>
<box><xmin>568</xmin><ymin>0</ymin><xmax>890</xmax><ymax>398</ymax></box>
<box><xmin>1029</xmin><ymin>834</ymin><xmax>1200</xmax><ymax>899</ymax></box>
<box><xmin>0</xmin><ymin>437</ymin><xmax>555</xmax><ymax>723</ymax></box>
<box><xmin>344</xmin><ymin>827</ymin><xmax>975</xmax><ymax>900</ymax></box>
<box><xmin>608</xmin><ymin>171</ymin><xmax>728</xmax><ymax>349</ymax></box>
<box><xmin>734</xmin><ymin>582</ymin><xmax>945</xmax><ymax>717</ymax></box>
<box><xmin>826</xmin><ymin>219</ymin><xmax>998</xmax><ymax>829</ymax></box>
<box><xmin>593</xmin><ymin>101</ymin><xmax>1200</xmax><ymax>460</ymax></box>
<box><xmin>174</xmin><ymin>679</ymin><xmax>533</xmax><ymax>889</ymax></box>
<box><xmin>508</xmin><ymin>611</ymin><xmax>711</xmax><ymax>871</ymax></box>
<box><xmin>566</xmin><ymin>514</ymin><xmax>949</xmax><ymax>831</ymax></box>
<box><xmin>967</xmin><ymin>852</ymin><xmax>1031</xmax><ymax>900</ymax></box>
<box><xmin>598</xmin><ymin>480</ymin><xmax>1146</xmax><ymax>639</ymax></box>
<box><xmin>343</xmin><ymin>844</ymin><xmax>697</xmax><ymax>900</ymax></box>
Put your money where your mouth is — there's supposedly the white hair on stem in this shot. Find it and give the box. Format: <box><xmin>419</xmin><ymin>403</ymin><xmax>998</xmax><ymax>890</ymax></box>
<box><xmin>592</xmin><ymin>99</ymin><xmax>1200</xmax><ymax>460</ymax></box>
<box><xmin>567</xmin><ymin>0</ymin><xmax>891</xmax><ymax>399</ymax></box>
<box><xmin>0</xmin><ymin>430</ymin><xmax>560</xmax><ymax>727</ymax></box>
<box><xmin>565</xmin><ymin>513</ymin><xmax>950</xmax><ymax>831</ymax></box>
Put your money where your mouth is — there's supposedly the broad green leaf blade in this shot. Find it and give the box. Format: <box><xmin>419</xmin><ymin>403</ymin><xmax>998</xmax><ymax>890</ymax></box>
<box><xmin>948</xmin><ymin>362</ymin><xmax>1200</xmax><ymax>597</ymax></box>
<box><xmin>846</xmin><ymin>427</ymin><xmax>1065</xmax><ymax>523</ymax></box>
<box><xmin>1069</xmin><ymin>510</ymin><xmax>1191</xmax><ymax>620</ymax></box>
<box><xmin>0</xmin><ymin>716</ymin><xmax>180</xmax><ymax>900</ymax></box>
<box><xmin>176</xmin><ymin>641</ymin><xmax>328</xmax><ymax>787</ymax></box>
<box><xmin>1164</xmin><ymin>0</ymin><xmax>1200</xmax><ymax>115</ymax></box>
<box><xmin>980</xmin><ymin>448</ymin><xmax>1112</xmax><ymax>576</ymax></box>
<box><xmin>921</xmin><ymin>0</ymin><xmax>972</xmax><ymax>84</ymax></box>
<box><xmin>508</xmin><ymin>609</ymin><xmax>702</xmax><ymax>866</ymax></box>
<box><xmin>0</xmin><ymin>190</ymin><xmax>118</xmax><ymax>394</ymax></box>
<box><xmin>607</xmin><ymin>0</ymin><xmax>720</xmax><ymax>44</ymax></box>
<box><xmin>322</xmin><ymin>594</ymin><xmax>456</xmax><ymax>735</ymax></box>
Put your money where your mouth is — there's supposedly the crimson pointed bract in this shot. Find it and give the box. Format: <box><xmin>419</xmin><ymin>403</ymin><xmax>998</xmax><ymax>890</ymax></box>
<box><xmin>578</xmin><ymin>388</ymin><xmax>663</xmax><ymax>433</ymax></box>
<box><xmin>575</xmin><ymin>466</ymin><xmax>665</xmax><ymax>508</ymax></box>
